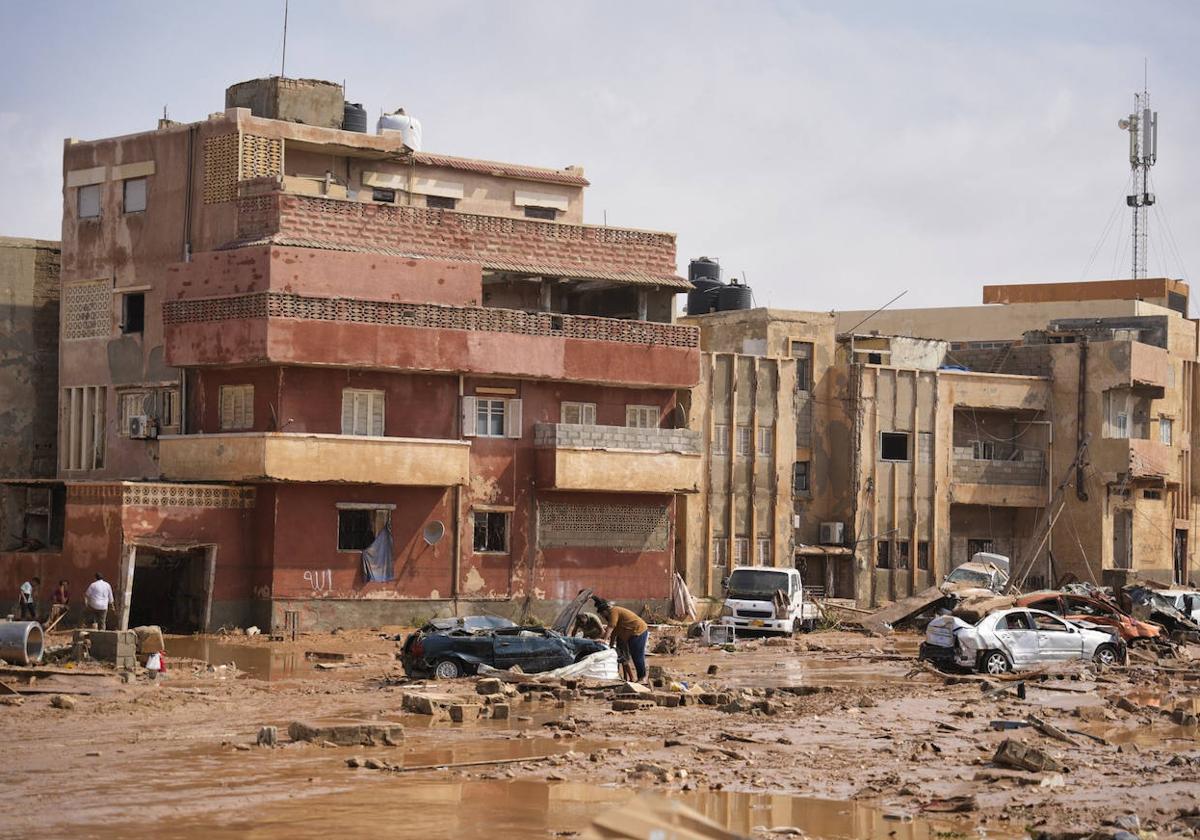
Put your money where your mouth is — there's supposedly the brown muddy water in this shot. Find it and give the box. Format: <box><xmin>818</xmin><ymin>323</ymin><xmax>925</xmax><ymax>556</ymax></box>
<box><xmin>165</xmin><ymin>635</ymin><xmax>316</xmax><ymax>680</ymax></box>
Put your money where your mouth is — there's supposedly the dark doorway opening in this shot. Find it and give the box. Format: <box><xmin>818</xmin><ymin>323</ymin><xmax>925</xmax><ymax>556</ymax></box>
<box><xmin>1174</xmin><ymin>528</ymin><xmax>1188</xmax><ymax>585</ymax></box>
<box><xmin>127</xmin><ymin>548</ymin><xmax>210</xmax><ymax>633</ymax></box>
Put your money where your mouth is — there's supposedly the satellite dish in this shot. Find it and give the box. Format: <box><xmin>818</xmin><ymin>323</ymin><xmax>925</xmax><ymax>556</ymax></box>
<box><xmin>1118</xmin><ymin>119</ymin><xmax>1131</xmax><ymax>130</ymax></box>
<box><xmin>422</xmin><ymin>521</ymin><xmax>446</xmax><ymax>545</ymax></box>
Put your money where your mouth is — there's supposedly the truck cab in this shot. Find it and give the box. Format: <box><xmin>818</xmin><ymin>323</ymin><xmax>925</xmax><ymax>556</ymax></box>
<box><xmin>718</xmin><ymin>566</ymin><xmax>818</xmax><ymax>635</ymax></box>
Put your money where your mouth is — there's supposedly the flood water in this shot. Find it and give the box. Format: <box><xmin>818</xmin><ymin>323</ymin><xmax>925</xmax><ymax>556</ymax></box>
<box><xmin>164</xmin><ymin>635</ymin><xmax>315</xmax><ymax>680</ymax></box>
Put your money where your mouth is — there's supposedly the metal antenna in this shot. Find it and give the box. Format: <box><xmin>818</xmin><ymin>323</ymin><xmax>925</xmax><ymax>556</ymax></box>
<box><xmin>280</xmin><ymin>0</ymin><xmax>289</xmax><ymax>78</ymax></box>
<box><xmin>1118</xmin><ymin>61</ymin><xmax>1158</xmax><ymax>279</ymax></box>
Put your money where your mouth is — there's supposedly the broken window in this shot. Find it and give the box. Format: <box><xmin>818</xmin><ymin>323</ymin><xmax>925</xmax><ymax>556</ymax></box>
<box><xmin>337</xmin><ymin>506</ymin><xmax>390</xmax><ymax>551</ymax></box>
<box><xmin>560</xmin><ymin>401</ymin><xmax>596</xmax><ymax>425</ymax></box>
<box><xmin>880</xmin><ymin>432</ymin><xmax>910</xmax><ymax>462</ymax></box>
<box><xmin>733</xmin><ymin>537</ymin><xmax>750</xmax><ymax>566</ymax></box>
<box><xmin>917</xmin><ymin>540</ymin><xmax>930</xmax><ymax>570</ymax></box>
<box><xmin>756</xmin><ymin>538</ymin><xmax>771</xmax><ymax>565</ymax></box>
<box><xmin>341</xmin><ymin>388</ymin><xmax>385</xmax><ymax>436</ymax></box>
<box><xmin>473</xmin><ymin>511</ymin><xmax>509</xmax><ymax>553</ymax></box>
<box><xmin>896</xmin><ymin>539</ymin><xmax>911</xmax><ymax>569</ymax></box>
<box><xmin>121</xmin><ymin>292</ymin><xmax>144</xmax><ymax>334</ymax></box>
<box><xmin>371</xmin><ymin>187</ymin><xmax>396</xmax><ymax>203</ymax></box>
<box><xmin>711</xmin><ymin>538</ymin><xmax>728</xmax><ymax>568</ymax></box>
<box><xmin>626</xmin><ymin>405</ymin><xmax>659</xmax><ymax>429</ymax></box>
<box><xmin>736</xmin><ymin>425</ymin><xmax>753</xmax><ymax>457</ymax></box>
<box><xmin>713</xmin><ymin>425</ymin><xmax>729</xmax><ymax>455</ymax></box>
<box><xmin>876</xmin><ymin>540</ymin><xmax>891</xmax><ymax>569</ymax></box>
<box><xmin>757</xmin><ymin>426</ymin><xmax>773</xmax><ymax>457</ymax></box>
<box><xmin>1160</xmin><ymin>417</ymin><xmax>1174</xmax><ymax>446</ymax></box>
<box><xmin>426</xmin><ymin>194</ymin><xmax>457</xmax><ymax>210</ymax></box>
<box><xmin>792</xmin><ymin>461</ymin><xmax>810</xmax><ymax>494</ymax></box>
<box><xmin>123</xmin><ymin>177</ymin><xmax>147</xmax><ymax>213</ymax></box>
<box><xmin>219</xmin><ymin>384</ymin><xmax>254</xmax><ymax>431</ymax></box>
<box><xmin>523</xmin><ymin>205</ymin><xmax>556</xmax><ymax>220</ymax></box>
<box><xmin>971</xmin><ymin>440</ymin><xmax>995</xmax><ymax>461</ymax></box>
<box><xmin>78</xmin><ymin>184</ymin><xmax>101</xmax><ymax>219</ymax></box>
<box><xmin>966</xmin><ymin>538</ymin><xmax>994</xmax><ymax>561</ymax></box>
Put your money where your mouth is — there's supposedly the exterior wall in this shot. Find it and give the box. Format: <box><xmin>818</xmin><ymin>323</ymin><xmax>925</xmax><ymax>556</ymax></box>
<box><xmin>0</xmin><ymin>238</ymin><xmax>60</xmax><ymax>478</ymax></box>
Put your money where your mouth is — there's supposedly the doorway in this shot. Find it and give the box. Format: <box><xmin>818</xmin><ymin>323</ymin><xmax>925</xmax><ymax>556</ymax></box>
<box><xmin>125</xmin><ymin>546</ymin><xmax>214</xmax><ymax>633</ymax></box>
<box><xmin>1174</xmin><ymin>529</ymin><xmax>1188</xmax><ymax>585</ymax></box>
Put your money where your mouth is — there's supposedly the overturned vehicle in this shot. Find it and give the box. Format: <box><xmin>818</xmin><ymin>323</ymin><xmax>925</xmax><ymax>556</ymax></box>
<box><xmin>400</xmin><ymin>591</ymin><xmax>607</xmax><ymax>679</ymax></box>
<box><xmin>920</xmin><ymin>607</ymin><xmax>1126</xmax><ymax>674</ymax></box>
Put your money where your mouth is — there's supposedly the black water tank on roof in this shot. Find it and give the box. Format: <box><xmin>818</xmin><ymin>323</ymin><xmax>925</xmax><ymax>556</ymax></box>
<box><xmin>687</xmin><ymin>280</ymin><xmax>722</xmax><ymax>315</ymax></box>
<box><xmin>717</xmin><ymin>282</ymin><xmax>753</xmax><ymax>312</ymax></box>
<box><xmin>688</xmin><ymin>257</ymin><xmax>721</xmax><ymax>284</ymax></box>
<box><xmin>343</xmin><ymin>102</ymin><xmax>368</xmax><ymax>133</ymax></box>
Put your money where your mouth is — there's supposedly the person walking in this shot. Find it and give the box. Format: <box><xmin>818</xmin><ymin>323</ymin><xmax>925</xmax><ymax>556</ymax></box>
<box><xmin>48</xmin><ymin>579</ymin><xmax>71</xmax><ymax>627</ymax></box>
<box><xmin>83</xmin><ymin>573</ymin><xmax>115</xmax><ymax>630</ymax></box>
<box><xmin>593</xmin><ymin>596</ymin><xmax>649</xmax><ymax>683</ymax></box>
<box><xmin>17</xmin><ymin>577</ymin><xmax>39</xmax><ymax>621</ymax></box>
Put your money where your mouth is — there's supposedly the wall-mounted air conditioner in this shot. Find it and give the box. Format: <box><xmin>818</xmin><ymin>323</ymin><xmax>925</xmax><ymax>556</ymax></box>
<box><xmin>819</xmin><ymin>521</ymin><xmax>844</xmax><ymax>546</ymax></box>
<box><xmin>129</xmin><ymin>415</ymin><xmax>157</xmax><ymax>440</ymax></box>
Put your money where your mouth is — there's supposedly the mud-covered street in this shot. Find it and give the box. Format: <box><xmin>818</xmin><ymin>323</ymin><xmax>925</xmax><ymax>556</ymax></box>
<box><xmin>2</xmin><ymin>627</ymin><xmax>1198</xmax><ymax>839</ymax></box>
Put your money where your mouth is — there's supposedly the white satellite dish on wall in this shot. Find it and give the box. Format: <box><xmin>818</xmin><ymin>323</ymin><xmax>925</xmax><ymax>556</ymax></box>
<box><xmin>423</xmin><ymin>521</ymin><xmax>446</xmax><ymax>546</ymax></box>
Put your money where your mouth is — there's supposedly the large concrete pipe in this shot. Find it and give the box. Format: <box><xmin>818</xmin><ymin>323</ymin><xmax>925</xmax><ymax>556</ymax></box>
<box><xmin>0</xmin><ymin>621</ymin><xmax>44</xmax><ymax>665</ymax></box>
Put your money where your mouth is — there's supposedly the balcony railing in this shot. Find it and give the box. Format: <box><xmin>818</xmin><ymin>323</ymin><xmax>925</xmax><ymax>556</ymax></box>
<box><xmin>534</xmin><ymin>423</ymin><xmax>701</xmax><ymax>453</ymax></box>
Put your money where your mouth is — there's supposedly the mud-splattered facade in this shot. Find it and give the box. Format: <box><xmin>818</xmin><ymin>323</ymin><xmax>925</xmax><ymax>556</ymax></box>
<box><xmin>0</xmin><ymin>78</ymin><xmax>701</xmax><ymax>631</ymax></box>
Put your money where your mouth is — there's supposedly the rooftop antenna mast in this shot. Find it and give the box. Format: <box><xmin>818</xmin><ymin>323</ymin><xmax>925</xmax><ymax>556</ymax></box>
<box><xmin>1118</xmin><ymin>60</ymin><xmax>1158</xmax><ymax>279</ymax></box>
<box><xmin>280</xmin><ymin>0</ymin><xmax>289</xmax><ymax>78</ymax></box>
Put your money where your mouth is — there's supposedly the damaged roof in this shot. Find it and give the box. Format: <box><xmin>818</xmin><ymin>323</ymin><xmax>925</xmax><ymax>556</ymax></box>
<box><xmin>411</xmin><ymin>152</ymin><xmax>590</xmax><ymax>187</ymax></box>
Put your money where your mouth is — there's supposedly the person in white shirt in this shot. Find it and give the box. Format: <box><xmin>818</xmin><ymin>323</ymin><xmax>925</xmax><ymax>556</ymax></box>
<box><xmin>17</xmin><ymin>577</ymin><xmax>39</xmax><ymax>621</ymax></box>
<box><xmin>83</xmin><ymin>573</ymin><xmax>115</xmax><ymax>630</ymax></box>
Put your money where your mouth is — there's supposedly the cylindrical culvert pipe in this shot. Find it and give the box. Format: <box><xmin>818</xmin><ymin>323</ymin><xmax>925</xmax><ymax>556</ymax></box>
<box><xmin>0</xmin><ymin>621</ymin><xmax>44</xmax><ymax>665</ymax></box>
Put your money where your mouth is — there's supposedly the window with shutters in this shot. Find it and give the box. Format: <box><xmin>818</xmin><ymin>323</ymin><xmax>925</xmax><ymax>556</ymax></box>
<box><xmin>159</xmin><ymin>388</ymin><xmax>179</xmax><ymax>430</ymax></box>
<box><xmin>119</xmin><ymin>391</ymin><xmax>147</xmax><ymax>437</ymax></box>
<box><xmin>736</xmin><ymin>425</ymin><xmax>753</xmax><ymax>457</ymax></box>
<box><xmin>713</xmin><ymin>425</ymin><xmax>729</xmax><ymax>455</ymax></box>
<box><xmin>219</xmin><ymin>385</ymin><xmax>253</xmax><ymax>431</ymax></box>
<box><xmin>123</xmin><ymin>178</ymin><xmax>147</xmax><ymax>213</ymax></box>
<box><xmin>60</xmin><ymin>385</ymin><xmax>107</xmax><ymax>471</ymax></box>
<box><xmin>476</xmin><ymin>398</ymin><xmax>507</xmax><ymax>437</ymax></box>
<box><xmin>341</xmin><ymin>389</ymin><xmax>385</xmax><ymax>436</ymax></box>
<box><xmin>757</xmin><ymin>425</ymin><xmax>773</xmax><ymax>457</ymax></box>
<box><xmin>756</xmin><ymin>538</ymin><xmax>771</xmax><ymax>565</ymax></box>
<box><xmin>560</xmin><ymin>401</ymin><xmax>596</xmax><ymax>425</ymax></box>
<box><xmin>734</xmin><ymin>537</ymin><xmax>750</xmax><ymax>566</ymax></box>
<box><xmin>78</xmin><ymin>184</ymin><xmax>101</xmax><ymax>219</ymax></box>
<box><xmin>462</xmin><ymin>396</ymin><xmax>521</xmax><ymax>438</ymax></box>
<box><xmin>625</xmin><ymin>405</ymin><xmax>658</xmax><ymax>428</ymax></box>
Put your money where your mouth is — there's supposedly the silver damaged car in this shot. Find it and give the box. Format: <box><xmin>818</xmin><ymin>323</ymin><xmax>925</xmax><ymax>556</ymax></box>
<box><xmin>924</xmin><ymin>607</ymin><xmax>1125</xmax><ymax>674</ymax></box>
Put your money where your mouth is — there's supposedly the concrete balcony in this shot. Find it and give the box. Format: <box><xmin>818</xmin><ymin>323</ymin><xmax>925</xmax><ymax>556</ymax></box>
<box><xmin>533</xmin><ymin>423</ymin><xmax>702</xmax><ymax>494</ymax></box>
<box><xmin>950</xmin><ymin>449</ymin><xmax>1047</xmax><ymax>507</ymax></box>
<box><xmin>163</xmin><ymin>292</ymin><xmax>701</xmax><ymax>389</ymax></box>
<box><xmin>158</xmin><ymin>432</ymin><xmax>470</xmax><ymax>486</ymax></box>
<box><xmin>1092</xmin><ymin>436</ymin><xmax>1174</xmax><ymax>481</ymax></box>
<box><xmin>940</xmin><ymin>370</ymin><xmax>1052</xmax><ymax>412</ymax></box>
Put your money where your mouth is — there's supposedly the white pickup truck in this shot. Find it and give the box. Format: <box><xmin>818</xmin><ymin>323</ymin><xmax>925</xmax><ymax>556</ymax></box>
<box><xmin>718</xmin><ymin>566</ymin><xmax>819</xmax><ymax>635</ymax></box>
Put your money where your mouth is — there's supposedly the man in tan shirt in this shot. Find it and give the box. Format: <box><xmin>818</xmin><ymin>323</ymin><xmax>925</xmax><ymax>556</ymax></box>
<box><xmin>593</xmin><ymin>596</ymin><xmax>649</xmax><ymax>682</ymax></box>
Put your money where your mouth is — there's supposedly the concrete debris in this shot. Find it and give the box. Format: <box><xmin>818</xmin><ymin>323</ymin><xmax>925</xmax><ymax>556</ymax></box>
<box><xmin>286</xmin><ymin>721</ymin><xmax>404</xmax><ymax>746</ymax></box>
<box><xmin>256</xmin><ymin>726</ymin><xmax>278</xmax><ymax>747</ymax></box>
<box><xmin>130</xmin><ymin>626</ymin><xmax>166</xmax><ymax>655</ymax></box>
<box><xmin>992</xmin><ymin>739</ymin><xmax>1068</xmax><ymax>773</ymax></box>
<box><xmin>49</xmin><ymin>694</ymin><xmax>76</xmax><ymax>710</ymax></box>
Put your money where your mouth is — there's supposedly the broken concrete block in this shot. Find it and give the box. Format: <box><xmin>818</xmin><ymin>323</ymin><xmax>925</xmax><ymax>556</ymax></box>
<box><xmin>449</xmin><ymin>704</ymin><xmax>481</xmax><ymax>723</ymax></box>
<box><xmin>476</xmin><ymin>678</ymin><xmax>503</xmax><ymax>695</ymax></box>
<box><xmin>992</xmin><ymin>738</ymin><xmax>1068</xmax><ymax>773</ymax></box>
<box><xmin>287</xmin><ymin>721</ymin><xmax>405</xmax><ymax>746</ymax></box>
<box><xmin>49</xmin><ymin>694</ymin><xmax>76</xmax><ymax>710</ymax></box>
<box><xmin>612</xmin><ymin>699</ymin><xmax>655</xmax><ymax>712</ymax></box>
<box><xmin>479</xmin><ymin>693</ymin><xmax>506</xmax><ymax>705</ymax></box>
<box><xmin>131</xmin><ymin>625</ymin><xmax>166</xmax><ymax>655</ymax></box>
<box><xmin>653</xmin><ymin>693</ymin><xmax>681</xmax><ymax>708</ymax></box>
<box><xmin>491</xmin><ymin>703</ymin><xmax>510</xmax><ymax>720</ymax></box>
<box><xmin>257</xmin><ymin>726</ymin><xmax>278</xmax><ymax>747</ymax></box>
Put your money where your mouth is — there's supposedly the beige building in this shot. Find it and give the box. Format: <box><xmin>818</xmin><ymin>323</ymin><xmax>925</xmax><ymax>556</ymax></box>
<box><xmin>680</xmin><ymin>278</ymin><xmax>1197</xmax><ymax>606</ymax></box>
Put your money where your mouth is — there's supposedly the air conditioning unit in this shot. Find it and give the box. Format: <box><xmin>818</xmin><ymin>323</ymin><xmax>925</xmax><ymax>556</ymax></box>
<box><xmin>819</xmin><ymin>521</ymin><xmax>845</xmax><ymax>546</ymax></box>
<box><xmin>129</xmin><ymin>415</ymin><xmax>157</xmax><ymax>440</ymax></box>
<box><xmin>792</xmin><ymin>514</ymin><xmax>802</xmax><ymax>529</ymax></box>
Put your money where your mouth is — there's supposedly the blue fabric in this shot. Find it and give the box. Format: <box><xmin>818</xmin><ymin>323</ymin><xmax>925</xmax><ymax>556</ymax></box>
<box><xmin>627</xmin><ymin>629</ymin><xmax>649</xmax><ymax>681</ymax></box>
<box><xmin>361</xmin><ymin>523</ymin><xmax>395</xmax><ymax>582</ymax></box>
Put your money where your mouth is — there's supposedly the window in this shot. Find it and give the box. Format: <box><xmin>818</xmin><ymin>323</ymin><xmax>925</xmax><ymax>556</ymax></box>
<box><xmin>626</xmin><ymin>405</ymin><xmax>658</xmax><ymax>429</ymax></box>
<box><xmin>757</xmin><ymin>426</ymin><xmax>774</xmax><ymax>457</ymax></box>
<box><xmin>793</xmin><ymin>461</ymin><xmax>810</xmax><ymax>494</ymax></box>
<box><xmin>60</xmin><ymin>385</ymin><xmax>106</xmax><ymax>471</ymax></box>
<box><xmin>120</xmin><ymin>391</ymin><xmax>147</xmax><ymax>436</ymax></box>
<box><xmin>219</xmin><ymin>384</ymin><xmax>254</xmax><ymax>430</ymax></box>
<box><xmin>756</xmin><ymin>538</ymin><xmax>771</xmax><ymax>565</ymax></box>
<box><xmin>867</xmin><ymin>352</ymin><xmax>883</xmax><ymax>365</ymax></box>
<box><xmin>971</xmin><ymin>440</ymin><xmax>995</xmax><ymax>461</ymax></box>
<box><xmin>1033</xmin><ymin>613</ymin><xmax>1070</xmax><ymax>633</ymax></box>
<box><xmin>120</xmin><ymin>387</ymin><xmax>178</xmax><ymax>434</ymax></box>
<box><xmin>876</xmin><ymin>540</ymin><xmax>891</xmax><ymax>569</ymax></box>
<box><xmin>1002</xmin><ymin>612</ymin><xmax>1033</xmax><ymax>631</ymax></box>
<box><xmin>1160</xmin><ymin>417</ymin><xmax>1174</xmax><ymax>446</ymax></box>
<box><xmin>473</xmin><ymin>510</ymin><xmax>510</xmax><ymax>553</ymax></box>
<box><xmin>78</xmin><ymin>184</ymin><xmax>101</xmax><ymax>219</ymax></box>
<box><xmin>121</xmin><ymin>292</ymin><xmax>144</xmax><ymax>334</ymax></box>
<box><xmin>880</xmin><ymin>432</ymin><xmax>910</xmax><ymax>461</ymax></box>
<box><xmin>966</xmin><ymin>538</ymin><xmax>994</xmax><ymax>561</ymax></box>
<box><xmin>790</xmin><ymin>341</ymin><xmax>812</xmax><ymax>392</ymax></box>
<box><xmin>736</xmin><ymin>425</ymin><xmax>753</xmax><ymax>457</ymax></box>
<box><xmin>462</xmin><ymin>396</ymin><xmax>521</xmax><ymax>438</ymax></box>
<box><xmin>713</xmin><ymin>425</ymin><xmax>729</xmax><ymax>455</ymax></box>
<box><xmin>734</xmin><ymin>537</ymin><xmax>750</xmax><ymax>566</ymax></box>
<box><xmin>561</xmin><ymin>402</ymin><xmax>596</xmax><ymax>425</ymax></box>
<box><xmin>896</xmin><ymin>539</ymin><xmax>911</xmax><ymax>569</ymax></box>
<box><xmin>337</xmin><ymin>506</ymin><xmax>390</xmax><ymax>552</ymax></box>
<box><xmin>426</xmin><ymin>194</ymin><xmax>457</xmax><ymax>210</ymax></box>
<box><xmin>711</xmin><ymin>538</ymin><xmax>728</xmax><ymax>568</ymax></box>
<box><xmin>341</xmin><ymin>389</ymin><xmax>385</xmax><ymax>436</ymax></box>
<box><xmin>123</xmin><ymin>178</ymin><xmax>147</xmax><ymax>213</ymax></box>
<box><xmin>524</xmin><ymin>205</ymin><xmax>556</xmax><ymax>220</ymax></box>
<box><xmin>1144</xmin><ymin>489</ymin><xmax>1163</xmax><ymax>500</ymax></box>
<box><xmin>917</xmin><ymin>541</ymin><xmax>930</xmax><ymax>570</ymax></box>
<box><xmin>371</xmin><ymin>187</ymin><xmax>396</xmax><ymax>203</ymax></box>
<box><xmin>159</xmin><ymin>388</ymin><xmax>179</xmax><ymax>429</ymax></box>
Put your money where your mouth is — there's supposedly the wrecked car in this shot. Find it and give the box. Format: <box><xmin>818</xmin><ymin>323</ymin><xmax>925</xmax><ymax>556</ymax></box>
<box><xmin>1154</xmin><ymin>589</ymin><xmax>1200</xmax><ymax>624</ymax></box>
<box><xmin>921</xmin><ymin>607</ymin><xmax>1125</xmax><ymax>674</ymax></box>
<box><xmin>1122</xmin><ymin>585</ymin><xmax>1200</xmax><ymax>641</ymax></box>
<box><xmin>1015</xmin><ymin>591</ymin><xmax>1162</xmax><ymax>645</ymax></box>
<box><xmin>940</xmin><ymin>553</ymin><xmax>1010</xmax><ymax>596</ymax></box>
<box><xmin>400</xmin><ymin>589</ymin><xmax>606</xmax><ymax>679</ymax></box>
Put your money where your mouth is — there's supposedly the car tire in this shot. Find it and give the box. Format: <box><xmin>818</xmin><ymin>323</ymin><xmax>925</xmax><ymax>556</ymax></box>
<box><xmin>1093</xmin><ymin>644</ymin><xmax>1118</xmax><ymax>668</ymax></box>
<box><xmin>980</xmin><ymin>650</ymin><xmax>1011</xmax><ymax>675</ymax></box>
<box><xmin>432</xmin><ymin>658</ymin><xmax>463</xmax><ymax>680</ymax></box>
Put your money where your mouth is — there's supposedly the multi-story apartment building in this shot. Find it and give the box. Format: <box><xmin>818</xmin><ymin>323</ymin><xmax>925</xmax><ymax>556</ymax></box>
<box><xmin>0</xmin><ymin>77</ymin><xmax>702</xmax><ymax>631</ymax></box>
<box><xmin>682</xmin><ymin>278</ymin><xmax>1195</xmax><ymax>607</ymax></box>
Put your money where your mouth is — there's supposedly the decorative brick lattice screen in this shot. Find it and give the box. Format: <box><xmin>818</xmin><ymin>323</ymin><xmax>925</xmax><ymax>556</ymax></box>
<box><xmin>538</xmin><ymin>502</ymin><xmax>670</xmax><ymax>552</ymax></box>
<box><xmin>63</xmin><ymin>280</ymin><xmax>110</xmax><ymax>340</ymax></box>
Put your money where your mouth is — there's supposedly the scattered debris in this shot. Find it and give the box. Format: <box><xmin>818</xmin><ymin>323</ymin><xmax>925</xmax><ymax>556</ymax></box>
<box><xmin>286</xmin><ymin>721</ymin><xmax>404</xmax><ymax>746</ymax></box>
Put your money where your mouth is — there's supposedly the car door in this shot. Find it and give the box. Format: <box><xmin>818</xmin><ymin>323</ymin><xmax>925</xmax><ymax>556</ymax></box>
<box><xmin>993</xmin><ymin>611</ymin><xmax>1039</xmax><ymax>666</ymax></box>
<box><xmin>1032</xmin><ymin>610</ymin><xmax>1083</xmax><ymax>661</ymax></box>
<box><xmin>492</xmin><ymin>629</ymin><xmax>534</xmax><ymax>671</ymax></box>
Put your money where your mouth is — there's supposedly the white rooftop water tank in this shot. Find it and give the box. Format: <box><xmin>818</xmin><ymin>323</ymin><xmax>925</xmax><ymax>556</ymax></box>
<box><xmin>377</xmin><ymin>108</ymin><xmax>422</xmax><ymax>151</ymax></box>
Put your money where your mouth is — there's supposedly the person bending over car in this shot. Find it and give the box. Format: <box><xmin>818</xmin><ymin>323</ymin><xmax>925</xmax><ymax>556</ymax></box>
<box><xmin>593</xmin><ymin>596</ymin><xmax>648</xmax><ymax>683</ymax></box>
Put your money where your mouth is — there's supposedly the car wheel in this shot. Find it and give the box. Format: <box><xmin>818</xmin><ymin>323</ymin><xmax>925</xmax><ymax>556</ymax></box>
<box><xmin>432</xmin><ymin>658</ymin><xmax>462</xmax><ymax>680</ymax></box>
<box><xmin>1093</xmin><ymin>644</ymin><xmax>1118</xmax><ymax>667</ymax></box>
<box><xmin>980</xmin><ymin>650</ymin><xmax>1011</xmax><ymax>675</ymax></box>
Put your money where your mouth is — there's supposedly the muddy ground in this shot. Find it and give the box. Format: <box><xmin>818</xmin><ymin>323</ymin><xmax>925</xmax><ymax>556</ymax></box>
<box><xmin>1</xmin><ymin>626</ymin><xmax>1198</xmax><ymax>839</ymax></box>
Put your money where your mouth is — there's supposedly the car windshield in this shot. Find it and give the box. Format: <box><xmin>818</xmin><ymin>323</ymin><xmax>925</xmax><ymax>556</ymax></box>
<box><xmin>727</xmin><ymin>570</ymin><xmax>789</xmax><ymax>598</ymax></box>
<box><xmin>946</xmin><ymin>567</ymin><xmax>992</xmax><ymax>587</ymax></box>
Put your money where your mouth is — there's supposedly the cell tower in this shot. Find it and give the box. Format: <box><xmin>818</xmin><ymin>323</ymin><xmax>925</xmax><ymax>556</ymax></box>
<box><xmin>1118</xmin><ymin>83</ymin><xmax>1158</xmax><ymax>279</ymax></box>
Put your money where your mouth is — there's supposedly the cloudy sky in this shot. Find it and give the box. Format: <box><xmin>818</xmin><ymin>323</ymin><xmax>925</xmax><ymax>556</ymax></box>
<box><xmin>2</xmin><ymin>1</ymin><xmax>1197</xmax><ymax>311</ymax></box>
